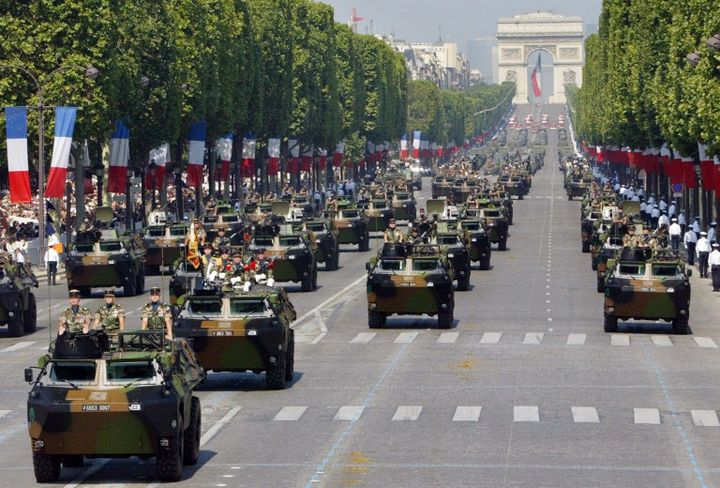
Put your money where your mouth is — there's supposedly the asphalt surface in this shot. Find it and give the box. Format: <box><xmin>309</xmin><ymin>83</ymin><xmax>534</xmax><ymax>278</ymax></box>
<box><xmin>1</xmin><ymin>104</ymin><xmax>720</xmax><ymax>488</ymax></box>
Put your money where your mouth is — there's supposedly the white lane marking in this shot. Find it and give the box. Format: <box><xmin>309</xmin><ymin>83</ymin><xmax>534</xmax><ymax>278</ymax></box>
<box><xmin>651</xmin><ymin>336</ymin><xmax>673</xmax><ymax>347</ymax></box>
<box><xmin>437</xmin><ymin>332</ymin><xmax>459</xmax><ymax>344</ymax></box>
<box><xmin>62</xmin><ymin>459</ymin><xmax>110</xmax><ymax>488</ymax></box>
<box><xmin>480</xmin><ymin>332</ymin><xmax>502</xmax><ymax>344</ymax></box>
<box><xmin>350</xmin><ymin>332</ymin><xmax>376</xmax><ymax>344</ymax></box>
<box><xmin>523</xmin><ymin>332</ymin><xmax>543</xmax><ymax>345</ymax></box>
<box><xmin>394</xmin><ymin>332</ymin><xmax>419</xmax><ymax>344</ymax></box>
<box><xmin>200</xmin><ymin>406</ymin><xmax>242</xmax><ymax>447</ymax></box>
<box><xmin>694</xmin><ymin>337</ymin><xmax>718</xmax><ymax>348</ymax></box>
<box><xmin>572</xmin><ymin>406</ymin><xmax>600</xmax><ymax>423</ymax></box>
<box><xmin>274</xmin><ymin>406</ymin><xmax>308</xmax><ymax>421</ymax></box>
<box><xmin>452</xmin><ymin>406</ymin><xmax>482</xmax><ymax>422</ymax></box>
<box><xmin>0</xmin><ymin>410</ymin><xmax>11</xmax><ymax>419</ymax></box>
<box><xmin>392</xmin><ymin>406</ymin><xmax>422</xmax><ymax>421</ymax></box>
<box><xmin>634</xmin><ymin>408</ymin><xmax>661</xmax><ymax>424</ymax></box>
<box><xmin>514</xmin><ymin>406</ymin><xmax>539</xmax><ymax>422</ymax></box>
<box><xmin>334</xmin><ymin>406</ymin><xmax>365</xmax><ymax>421</ymax></box>
<box><xmin>0</xmin><ymin>341</ymin><xmax>35</xmax><ymax>352</ymax></box>
<box><xmin>611</xmin><ymin>334</ymin><xmax>630</xmax><ymax>346</ymax></box>
<box><xmin>293</xmin><ymin>274</ymin><xmax>366</xmax><ymax>327</ymax></box>
<box><xmin>310</xmin><ymin>333</ymin><xmax>326</xmax><ymax>344</ymax></box>
<box><xmin>567</xmin><ymin>333</ymin><xmax>586</xmax><ymax>345</ymax></box>
<box><xmin>691</xmin><ymin>410</ymin><xmax>720</xmax><ymax>427</ymax></box>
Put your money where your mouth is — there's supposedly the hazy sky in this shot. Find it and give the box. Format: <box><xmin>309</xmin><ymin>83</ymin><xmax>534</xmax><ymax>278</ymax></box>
<box><xmin>323</xmin><ymin>0</ymin><xmax>602</xmax><ymax>49</ymax></box>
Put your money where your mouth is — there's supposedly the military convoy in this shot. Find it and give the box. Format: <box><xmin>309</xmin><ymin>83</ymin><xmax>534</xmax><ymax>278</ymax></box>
<box><xmin>0</xmin><ymin>257</ymin><xmax>38</xmax><ymax>337</ymax></box>
<box><xmin>142</xmin><ymin>223</ymin><xmax>188</xmax><ymax>274</ymax></box>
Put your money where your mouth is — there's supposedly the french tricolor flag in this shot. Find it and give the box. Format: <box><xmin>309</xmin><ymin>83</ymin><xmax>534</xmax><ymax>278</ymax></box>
<box><xmin>108</xmin><ymin>121</ymin><xmax>130</xmax><ymax>193</ymax></box>
<box><xmin>45</xmin><ymin>107</ymin><xmax>77</xmax><ymax>198</ymax></box>
<box><xmin>216</xmin><ymin>134</ymin><xmax>233</xmax><ymax>181</ymax></box>
<box><xmin>187</xmin><ymin>122</ymin><xmax>206</xmax><ymax>188</ymax></box>
<box><xmin>4</xmin><ymin>107</ymin><xmax>32</xmax><ymax>203</ymax></box>
<box><xmin>412</xmin><ymin>131</ymin><xmax>421</xmax><ymax>159</ymax></box>
<box><xmin>400</xmin><ymin>134</ymin><xmax>408</xmax><ymax>160</ymax></box>
<box><xmin>147</xmin><ymin>142</ymin><xmax>170</xmax><ymax>190</ymax></box>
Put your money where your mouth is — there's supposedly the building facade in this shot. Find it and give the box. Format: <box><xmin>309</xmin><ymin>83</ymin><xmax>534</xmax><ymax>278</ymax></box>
<box><xmin>383</xmin><ymin>36</ymin><xmax>470</xmax><ymax>90</ymax></box>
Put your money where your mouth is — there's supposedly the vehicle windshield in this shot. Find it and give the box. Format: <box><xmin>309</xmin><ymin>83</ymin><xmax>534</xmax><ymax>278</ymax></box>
<box><xmin>74</xmin><ymin>243</ymin><xmax>94</xmax><ymax>253</ymax></box>
<box><xmin>395</xmin><ymin>194</ymin><xmax>410</xmax><ymax>200</ymax></box>
<box><xmin>147</xmin><ymin>227</ymin><xmax>164</xmax><ymax>237</ymax></box>
<box><xmin>253</xmin><ymin>237</ymin><xmax>274</xmax><ymax>247</ymax></box>
<box><xmin>413</xmin><ymin>260</ymin><xmax>439</xmax><ymax>271</ymax></box>
<box><xmin>169</xmin><ymin>227</ymin><xmax>187</xmax><ymax>237</ymax></box>
<box><xmin>463</xmin><ymin>222</ymin><xmax>480</xmax><ymax>231</ymax></box>
<box><xmin>484</xmin><ymin>210</ymin><xmax>501</xmax><ymax>218</ymax></box>
<box><xmin>187</xmin><ymin>299</ymin><xmax>223</xmax><ymax>316</ymax></box>
<box><xmin>222</xmin><ymin>215</ymin><xmax>239</xmax><ymax>223</ymax></box>
<box><xmin>437</xmin><ymin>236</ymin><xmax>460</xmax><ymax>245</ymax></box>
<box><xmin>49</xmin><ymin>361</ymin><xmax>97</xmax><ymax>383</ymax></box>
<box><xmin>99</xmin><ymin>241</ymin><xmax>123</xmax><ymax>252</ymax></box>
<box><xmin>618</xmin><ymin>264</ymin><xmax>645</xmax><ymax>276</ymax></box>
<box><xmin>279</xmin><ymin>237</ymin><xmax>301</xmax><ymax>247</ymax></box>
<box><xmin>305</xmin><ymin>223</ymin><xmax>325</xmax><ymax>232</ymax></box>
<box><xmin>229</xmin><ymin>299</ymin><xmax>266</xmax><ymax>316</ymax></box>
<box><xmin>372</xmin><ymin>201</ymin><xmax>387</xmax><ymax>209</ymax></box>
<box><xmin>652</xmin><ymin>264</ymin><xmax>682</xmax><ymax>277</ymax></box>
<box><xmin>380</xmin><ymin>260</ymin><xmax>405</xmax><ymax>271</ymax></box>
<box><xmin>106</xmin><ymin>360</ymin><xmax>156</xmax><ymax>384</ymax></box>
<box><xmin>341</xmin><ymin>210</ymin><xmax>359</xmax><ymax>218</ymax></box>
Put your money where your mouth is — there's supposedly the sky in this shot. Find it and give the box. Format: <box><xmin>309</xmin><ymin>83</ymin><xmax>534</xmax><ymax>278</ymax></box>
<box><xmin>322</xmin><ymin>0</ymin><xmax>602</xmax><ymax>50</ymax></box>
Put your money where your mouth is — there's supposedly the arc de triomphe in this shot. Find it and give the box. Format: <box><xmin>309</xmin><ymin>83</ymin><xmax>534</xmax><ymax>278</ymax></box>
<box><xmin>496</xmin><ymin>12</ymin><xmax>584</xmax><ymax>104</ymax></box>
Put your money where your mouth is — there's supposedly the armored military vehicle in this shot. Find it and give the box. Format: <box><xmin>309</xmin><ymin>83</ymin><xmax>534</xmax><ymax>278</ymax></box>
<box><xmin>451</xmin><ymin>179</ymin><xmax>478</xmax><ymax>205</ymax></box>
<box><xmin>594</xmin><ymin>235</ymin><xmax>624</xmax><ymax>292</ymax></box>
<box><xmin>391</xmin><ymin>191</ymin><xmax>417</xmax><ymax>223</ymax></box>
<box><xmin>248</xmin><ymin>223</ymin><xmax>318</xmax><ymax>291</ymax></box>
<box><xmin>465</xmin><ymin>206</ymin><xmax>508</xmax><ymax>250</ymax></box>
<box><xmin>603</xmin><ymin>249</ymin><xmax>691</xmax><ymax>334</ymax></box>
<box><xmin>566</xmin><ymin>175</ymin><xmax>593</xmax><ymax>200</ymax></box>
<box><xmin>361</xmin><ymin>199</ymin><xmax>393</xmax><ymax>233</ymax></box>
<box><xmin>431</xmin><ymin>176</ymin><xmax>453</xmax><ymax>199</ymax></box>
<box><xmin>65</xmin><ymin>208</ymin><xmax>146</xmax><ymax>297</ymax></box>
<box><xmin>25</xmin><ymin>330</ymin><xmax>204</xmax><ymax>482</ymax></box>
<box><xmin>175</xmin><ymin>285</ymin><xmax>296</xmax><ymax>389</ymax></box>
<box><xmin>328</xmin><ymin>206</ymin><xmax>370</xmax><ymax>251</ymax></box>
<box><xmin>500</xmin><ymin>174</ymin><xmax>530</xmax><ymax>199</ymax></box>
<box><xmin>142</xmin><ymin>223</ymin><xmax>189</xmax><ymax>274</ymax></box>
<box><xmin>0</xmin><ymin>256</ymin><xmax>38</xmax><ymax>337</ymax></box>
<box><xmin>301</xmin><ymin>219</ymin><xmax>340</xmax><ymax>270</ymax></box>
<box><xmin>581</xmin><ymin>209</ymin><xmax>602</xmax><ymax>253</ymax></box>
<box><xmin>432</xmin><ymin>222</ymin><xmax>471</xmax><ymax>291</ymax></box>
<box><xmin>366</xmin><ymin>244</ymin><xmax>454</xmax><ymax>328</ymax></box>
<box><xmin>458</xmin><ymin>218</ymin><xmax>492</xmax><ymax>270</ymax></box>
<box><xmin>169</xmin><ymin>259</ymin><xmax>204</xmax><ymax>306</ymax></box>
<box><xmin>202</xmin><ymin>212</ymin><xmax>245</xmax><ymax>242</ymax></box>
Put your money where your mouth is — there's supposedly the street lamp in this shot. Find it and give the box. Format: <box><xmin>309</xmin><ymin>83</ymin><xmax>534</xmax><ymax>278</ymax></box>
<box><xmin>0</xmin><ymin>63</ymin><xmax>99</xmax><ymax>263</ymax></box>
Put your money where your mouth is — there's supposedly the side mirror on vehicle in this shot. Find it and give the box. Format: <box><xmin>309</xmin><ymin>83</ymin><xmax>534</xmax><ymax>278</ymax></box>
<box><xmin>686</xmin><ymin>269</ymin><xmax>692</xmax><ymax>277</ymax></box>
<box><xmin>24</xmin><ymin>367</ymin><xmax>33</xmax><ymax>383</ymax></box>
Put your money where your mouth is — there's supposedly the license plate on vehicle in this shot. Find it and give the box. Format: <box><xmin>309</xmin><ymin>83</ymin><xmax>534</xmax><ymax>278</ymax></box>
<box><xmin>212</xmin><ymin>330</ymin><xmax>233</xmax><ymax>336</ymax></box>
<box><xmin>82</xmin><ymin>404</ymin><xmax>111</xmax><ymax>412</ymax></box>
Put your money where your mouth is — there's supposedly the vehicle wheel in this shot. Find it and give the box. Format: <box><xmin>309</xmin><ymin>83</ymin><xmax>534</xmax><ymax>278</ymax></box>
<box><xmin>359</xmin><ymin>233</ymin><xmax>370</xmax><ymax>252</ymax></box>
<box><xmin>285</xmin><ymin>332</ymin><xmax>295</xmax><ymax>382</ymax></box>
<box><xmin>603</xmin><ymin>314</ymin><xmax>619</xmax><ymax>333</ymax></box>
<box><xmin>156</xmin><ymin>418</ymin><xmax>183</xmax><ymax>482</ymax></box>
<box><xmin>301</xmin><ymin>272</ymin><xmax>313</xmax><ymax>292</ymax></box>
<box><xmin>33</xmin><ymin>452</ymin><xmax>61</xmax><ymax>483</ymax></box>
<box><xmin>368</xmin><ymin>311</ymin><xmax>385</xmax><ymax>329</ymax></box>
<box><xmin>498</xmin><ymin>238</ymin><xmax>507</xmax><ymax>251</ymax></box>
<box><xmin>182</xmin><ymin>397</ymin><xmax>201</xmax><ymax>465</ymax></box>
<box><xmin>312</xmin><ymin>266</ymin><xmax>318</xmax><ymax>290</ymax></box>
<box><xmin>266</xmin><ymin>351</ymin><xmax>287</xmax><ymax>390</ymax></box>
<box><xmin>7</xmin><ymin>311</ymin><xmax>23</xmax><ymax>337</ymax></box>
<box><xmin>591</xmin><ymin>261</ymin><xmax>597</xmax><ymax>271</ymax></box>
<box><xmin>136</xmin><ymin>269</ymin><xmax>145</xmax><ymax>294</ymax></box>
<box><xmin>479</xmin><ymin>258</ymin><xmax>491</xmax><ymax>271</ymax></box>
<box><xmin>568</xmin><ymin>195</ymin><xmax>572</xmax><ymax>201</ymax></box>
<box><xmin>24</xmin><ymin>293</ymin><xmax>37</xmax><ymax>334</ymax></box>
<box><xmin>518</xmin><ymin>194</ymin><xmax>524</xmax><ymax>200</ymax></box>
<box><xmin>334</xmin><ymin>247</ymin><xmax>341</xmax><ymax>269</ymax></box>
<box><xmin>672</xmin><ymin>317</ymin><xmax>690</xmax><ymax>335</ymax></box>
<box><xmin>457</xmin><ymin>270</ymin><xmax>471</xmax><ymax>291</ymax></box>
<box><xmin>438</xmin><ymin>306</ymin><xmax>454</xmax><ymax>329</ymax></box>
<box><xmin>145</xmin><ymin>265</ymin><xmax>160</xmax><ymax>275</ymax></box>
<box><xmin>596</xmin><ymin>277</ymin><xmax>605</xmax><ymax>293</ymax></box>
<box><xmin>123</xmin><ymin>276</ymin><xmax>137</xmax><ymax>297</ymax></box>
<box><xmin>78</xmin><ymin>287</ymin><xmax>91</xmax><ymax>298</ymax></box>
<box><xmin>63</xmin><ymin>455</ymin><xmax>84</xmax><ymax>468</ymax></box>
<box><xmin>325</xmin><ymin>251</ymin><xmax>336</xmax><ymax>271</ymax></box>
<box><xmin>582</xmin><ymin>242</ymin><xmax>591</xmax><ymax>253</ymax></box>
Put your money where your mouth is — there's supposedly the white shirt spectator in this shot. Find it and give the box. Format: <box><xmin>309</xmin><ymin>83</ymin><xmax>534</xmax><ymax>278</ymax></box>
<box><xmin>658</xmin><ymin>214</ymin><xmax>670</xmax><ymax>228</ymax></box>
<box><xmin>651</xmin><ymin>207</ymin><xmax>660</xmax><ymax>219</ymax></box>
<box><xmin>640</xmin><ymin>202</ymin><xmax>647</xmax><ymax>213</ymax></box>
<box><xmin>692</xmin><ymin>220</ymin><xmax>701</xmax><ymax>233</ymax></box>
<box><xmin>669</xmin><ymin>222</ymin><xmax>682</xmax><ymax>236</ymax></box>
<box><xmin>44</xmin><ymin>247</ymin><xmax>60</xmax><ymax>265</ymax></box>
<box><xmin>684</xmin><ymin>230</ymin><xmax>697</xmax><ymax>248</ymax></box>
<box><xmin>696</xmin><ymin>237</ymin><xmax>712</xmax><ymax>256</ymax></box>
<box><xmin>659</xmin><ymin>199</ymin><xmax>668</xmax><ymax>211</ymax></box>
<box><xmin>668</xmin><ymin>204</ymin><xmax>676</xmax><ymax>218</ymax></box>
<box><xmin>708</xmin><ymin>227</ymin><xmax>716</xmax><ymax>243</ymax></box>
<box><xmin>631</xmin><ymin>194</ymin><xmax>640</xmax><ymax>202</ymax></box>
<box><xmin>709</xmin><ymin>249</ymin><xmax>720</xmax><ymax>266</ymax></box>
<box><xmin>647</xmin><ymin>196</ymin><xmax>656</xmax><ymax>206</ymax></box>
<box><xmin>678</xmin><ymin>213</ymin><xmax>686</xmax><ymax>226</ymax></box>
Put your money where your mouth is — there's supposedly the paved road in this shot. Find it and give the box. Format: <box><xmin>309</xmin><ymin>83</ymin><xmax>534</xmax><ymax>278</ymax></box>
<box><xmin>1</xmin><ymin>104</ymin><xmax>719</xmax><ymax>488</ymax></box>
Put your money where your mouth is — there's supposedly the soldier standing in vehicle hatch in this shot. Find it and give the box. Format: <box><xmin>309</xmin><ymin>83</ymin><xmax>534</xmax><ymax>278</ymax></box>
<box><xmin>141</xmin><ymin>287</ymin><xmax>174</xmax><ymax>339</ymax></box>
<box><xmin>93</xmin><ymin>289</ymin><xmax>125</xmax><ymax>335</ymax></box>
<box><xmin>383</xmin><ymin>218</ymin><xmax>404</xmax><ymax>243</ymax></box>
<box><xmin>57</xmin><ymin>289</ymin><xmax>92</xmax><ymax>336</ymax></box>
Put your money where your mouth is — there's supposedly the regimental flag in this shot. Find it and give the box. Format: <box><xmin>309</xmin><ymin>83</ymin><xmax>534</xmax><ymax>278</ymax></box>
<box><xmin>108</xmin><ymin>121</ymin><xmax>130</xmax><ymax>194</ymax></box>
<box><xmin>301</xmin><ymin>144</ymin><xmax>313</xmax><ymax>172</ymax></box>
<box><xmin>216</xmin><ymin>134</ymin><xmax>233</xmax><ymax>181</ymax></box>
<box><xmin>531</xmin><ymin>55</ymin><xmax>542</xmax><ymax>98</ymax></box>
<box><xmin>147</xmin><ymin>143</ymin><xmax>170</xmax><ymax>190</ymax></box>
<box><xmin>333</xmin><ymin>142</ymin><xmax>345</xmax><ymax>167</ymax></box>
<box><xmin>45</xmin><ymin>107</ymin><xmax>77</xmax><ymax>198</ymax></box>
<box><xmin>400</xmin><ymin>134</ymin><xmax>409</xmax><ymax>160</ymax></box>
<box><xmin>4</xmin><ymin>107</ymin><xmax>31</xmax><ymax>202</ymax></box>
<box><xmin>318</xmin><ymin>148</ymin><xmax>328</xmax><ymax>170</ymax></box>
<box><xmin>241</xmin><ymin>135</ymin><xmax>256</xmax><ymax>178</ymax></box>
<box><xmin>412</xmin><ymin>131</ymin><xmax>421</xmax><ymax>159</ymax></box>
<box><xmin>288</xmin><ymin>139</ymin><xmax>300</xmax><ymax>174</ymax></box>
<box><xmin>267</xmin><ymin>138</ymin><xmax>281</xmax><ymax>176</ymax></box>
<box><xmin>187</xmin><ymin>122</ymin><xmax>206</xmax><ymax>188</ymax></box>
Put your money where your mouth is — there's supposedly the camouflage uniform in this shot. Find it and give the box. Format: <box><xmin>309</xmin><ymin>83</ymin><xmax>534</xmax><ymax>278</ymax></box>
<box><xmin>94</xmin><ymin>303</ymin><xmax>125</xmax><ymax>334</ymax></box>
<box><xmin>60</xmin><ymin>306</ymin><xmax>92</xmax><ymax>333</ymax></box>
<box><xmin>141</xmin><ymin>302</ymin><xmax>172</xmax><ymax>330</ymax></box>
<box><xmin>383</xmin><ymin>228</ymin><xmax>404</xmax><ymax>243</ymax></box>
<box><xmin>623</xmin><ymin>234</ymin><xmax>638</xmax><ymax>248</ymax></box>
<box><xmin>212</xmin><ymin>235</ymin><xmax>230</xmax><ymax>250</ymax></box>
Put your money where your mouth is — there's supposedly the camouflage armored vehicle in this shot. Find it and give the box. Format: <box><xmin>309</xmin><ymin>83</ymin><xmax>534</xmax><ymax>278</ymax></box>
<box><xmin>431</xmin><ymin>176</ymin><xmax>453</xmax><ymax>198</ymax></box>
<box><xmin>25</xmin><ymin>330</ymin><xmax>204</xmax><ymax>482</ymax></box>
<box><xmin>175</xmin><ymin>285</ymin><xmax>296</xmax><ymax>389</ymax></box>
<box><xmin>169</xmin><ymin>259</ymin><xmax>204</xmax><ymax>306</ymax></box>
<box><xmin>66</xmin><ymin>208</ymin><xmax>146</xmax><ymax>297</ymax></box>
<box><xmin>458</xmin><ymin>218</ymin><xmax>492</xmax><ymax>270</ymax></box>
<box><xmin>465</xmin><ymin>206</ymin><xmax>508</xmax><ymax>250</ymax></box>
<box><xmin>248</xmin><ymin>223</ymin><xmax>318</xmax><ymax>291</ymax></box>
<box><xmin>361</xmin><ymin>199</ymin><xmax>394</xmax><ymax>233</ymax></box>
<box><xmin>566</xmin><ymin>175</ymin><xmax>593</xmax><ymax>200</ymax></box>
<box><xmin>432</xmin><ymin>222</ymin><xmax>471</xmax><ymax>291</ymax></box>
<box><xmin>301</xmin><ymin>219</ymin><xmax>340</xmax><ymax>270</ymax></box>
<box><xmin>451</xmin><ymin>179</ymin><xmax>478</xmax><ymax>205</ymax></box>
<box><xmin>391</xmin><ymin>191</ymin><xmax>417</xmax><ymax>223</ymax></box>
<box><xmin>594</xmin><ymin>235</ymin><xmax>623</xmax><ymax>292</ymax></box>
<box><xmin>500</xmin><ymin>174</ymin><xmax>530</xmax><ymax>199</ymax></box>
<box><xmin>581</xmin><ymin>209</ymin><xmax>602</xmax><ymax>253</ymax></box>
<box><xmin>0</xmin><ymin>256</ymin><xmax>38</xmax><ymax>337</ymax></box>
<box><xmin>142</xmin><ymin>223</ymin><xmax>189</xmax><ymax>274</ymax></box>
<box><xmin>202</xmin><ymin>212</ymin><xmax>245</xmax><ymax>242</ymax></box>
<box><xmin>328</xmin><ymin>206</ymin><xmax>370</xmax><ymax>251</ymax></box>
<box><xmin>366</xmin><ymin>244</ymin><xmax>454</xmax><ymax>328</ymax></box>
<box><xmin>603</xmin><ymin>249</ymin><xmax>691</xmax><ymax>334</ymax></box>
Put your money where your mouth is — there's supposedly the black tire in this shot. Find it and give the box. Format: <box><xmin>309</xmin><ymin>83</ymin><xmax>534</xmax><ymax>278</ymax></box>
<box><xmin>33</xmin><ymin>453</ymin><xmax>61</xmax><ymax>483</ymax></box>
<box><xmin>183</xmin><ymin>397</ymin><xmax>201</xmax><ymax>466</ymax></box>
<box><xmin>568</xmin><ymin>195</ymin><xmax>573</xmax><ymax>201</ymax></box>
<box><xmin>359</xmin><ymin>233</ymin><xmax>370</xmax><ymax>252</ymax></box>
<box><xmin>123</xmin><ymin>275</ymin><xmax>137</xmax><ymax>297</ymax></box>
<box><xmin>145</xmin><ymin>265</ymin><xmax>161</xmax><ymax>275</ymax></box>
<box><xmin>136</xmin><ymin>269</ymin><xmax>145</xmax><ymax>294</ymax></box>
<box><xmin>479</xmin><ymin>258</ymin><xmax>491</xmax><ymax>271</ymax></box>
<box><xmin>457</xmin><ymin>269</ymin><xmax>471</xmax><ymax>291</ymax></box>
<box><xmin>285</xmin><ymin>333</ymin><xmax>295</xmax><ymax>382</ymax></box>
<box><xmin>596</xmin><ymin>277</ymin><xmax>605</xmax><ymax>293</ymax></box>
<box><xmin>672</xmin><ymin>317</ymin><xmax>690</xmax><ymax>335</ymax></box>
<box><xmin>603</xmin><ymin>314</ymin><xmax>619</xmax><ymax>333</ymax></box>
<box><xmin>266</xmin><ymin>351</ymin><xmax>287</xmax><ymax>390</ymax></box>
<box><xmin>591</xmin><ymin>261</ymin><xmax>597</xmax><ymax>271</ymax></box>
<box><xmin>7</xmin><ymin>311</ymin><xmax>24</xmax><ymax>337</ymax></box>
<box><xmin>156</xmin><ymin>419</ymin><xmax>183</xmax><ymax>482</ymax></box>
<box><xmin>63</xmin><ymin>455</ymin><xmax>84</xmax><ymax>468</ymax></box>
<box><xmin>312</xmin><ymin>266</ymin><xmax>318</xmax><ymax>290</ymax></box>
<box><xmin>438</xmin><ymin>306</ymin><xmax>454</xmax><ymax>329</ymax></box>
<box><xmin>24</xmin><ymin>293</ymin><xmax>37</xmax><ymax>334</ymax></box>
<box><xmin>582</xmin><ymin>242</ymin><xmax>591</xmax><ymax>253</ymax></box>
<box><xmin>300</xmin><ymin>271</ymin><xmax>313</xmax><ymax>292</ymax></box>
<box><xmin>368</xmin><ymin>310</ymin><xmax>385</xmax><ymax>329</ymax></box>
<box><xmin>498</xmin><ymin>238</ymin><xmax>507</xmax><ymax>251</ymax></box>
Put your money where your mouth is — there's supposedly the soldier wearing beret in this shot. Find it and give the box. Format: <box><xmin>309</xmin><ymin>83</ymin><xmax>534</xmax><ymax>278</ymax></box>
<box><xmin>141</xmin><ymin>287</ymin><xmax>174</xmax><ymax>339</ymax></box>
<box><xmin>57</xmin><ymin>289</ymin><xmax>92</xmax><ymax>336</ymax></box>
<box><xmin>93</xmin><ymin>289</ymin><xmax>125</xmax><ymax>335</ymax></box>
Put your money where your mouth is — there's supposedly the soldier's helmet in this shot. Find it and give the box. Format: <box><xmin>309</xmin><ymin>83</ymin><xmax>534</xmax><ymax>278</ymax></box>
<box><xmin>104</xmin><ymin>289</ymin><xmax>115</xmax><ymax>297</ymax></box>
<box><xmin>150</xmin><ymin>286</ymin><xmax>161</xmax><ymax>295</ymax></box>
<box><xmin>68</xmin><ymin>289</ymin><xmax>81</xmax><ymax>298</ymax></box>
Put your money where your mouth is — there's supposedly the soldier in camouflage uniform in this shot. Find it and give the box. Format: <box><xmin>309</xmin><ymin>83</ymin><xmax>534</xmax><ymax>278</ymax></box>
<box><xmin>57</xmin><ymin>289</ymin><xmax>92</xmax><ymax>336</ymax></box>
<box><xmin>212</xmin><ymin>227</ymin><xmax>230</xmax><ymax>251</ymax></box>
<box><xmin>383</xmin><ymin>219</ymin><xmax>404</xmax><ymax>244</ymax></box>
<box><xmin>623</xmin><ymin>227</ymin><xmax>638</xmax><ymax>248</ymax></box>
<box><xmin>140</xmin><ymin>286</ymin><xmax>173</xmax><ymax>339</ymax></box>
<box><xmin>93</xmin><ymin>289</ymin><xmax>125</xmax><ymax>335</ymax></box>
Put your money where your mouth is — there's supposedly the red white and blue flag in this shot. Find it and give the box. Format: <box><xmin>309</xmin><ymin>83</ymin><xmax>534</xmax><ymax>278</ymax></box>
<box><xmin>531</xmin><ymin>56</ymin><xmax>542</xmax><ymax>98</ymax></box>
<box><xmin>45</xmin><ymin>107</ymin><xmax>77</xmax><ymax>198</ymax></box>
<box><xmin>412</xmin><ymin>131</ymin><xmax>421</xmax><ymax>159</ymax></box>
<box><xmin>147</xmin><ymin>142</ymin><xmax>170</xmax><ymax>190</ymax></box>
<box><xmin>400</xmin><ymin>134</ymin><xmax>409</xmax><ymax>160</ymax></box>
<box><xmin>4</xmin><ymin>107</ymin><xmax>32</xmax><ymax>202</ymax></box>
<box><xmin>187</xmin><ymin>122</ymin><xmax>206</xmax><ymax>188</ymax></box>
<box><xmin>108</xmin><ymin>121</ymin><xmax>130</xmax><ymax>194</ymax></box>
<box><xmin>242</xmin><ymin>135</ymin><xmax>257</xmax><ymax>177</ymax></box>
<box><xmin>333</xmin><ymin>142</ymin><xmax>344</xmax><ymax>167</ymax></box>
<box><xmin>216</xmin><ymin>134</ymin><xmax>233</xmax><ymax>181</ymax></box>
<box><xmin>267</xmin><ymin>137</ymin><xmax>281</xmax><ymax>175</ymax></box>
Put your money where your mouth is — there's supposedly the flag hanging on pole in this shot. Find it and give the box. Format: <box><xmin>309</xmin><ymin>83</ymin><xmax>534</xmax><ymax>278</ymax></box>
<box><xmin>187</xmin><ymin>122</ymin><xmax>206</xmax><ymax>188</ymax></box>
<box><xmin>4</xmin><ymin>107</ymin><xmax>32</xmax><ymax>203</ymax></box>
<box><xmin>412</xmin><ymin>131</ymin><xmax>421</xmax><ymax>159</ymax></box>
<box><xmin>108</xmin><ymin>121</ymin><xmax>130</xmax><ymax>194</ymax></box>
<box><xmin>400</xmin><ymin>134</ymin><xmax>409</xmax><ymax>160</ymax></box>
<box><xmin>268</xmin><ymin>137</ymin><xmax>281</xmax><ymax>175</ymax></box>
<box><xmin>45</xmin><ymin>107</ymin><xmax>77</xmax><ymax>198</ymax></box>
<box><xmin>333</xmin><ymin>142</ymin><xmax>344</xmax><ymax>167</ymax></box>
<box><xmin>242</xmin><ymin>135</ymin><xmax>257</xmax><ymax>177</ymax></box>
<box><xmin>147</xmin><ymin>143</ymin><xmax>170</xmax><ymax>190</ymax></box>
<box><xmin>216</xmin><ymin>134</ymin><xmax>233</xmax><ymax>181</ymax></box>
<box><xmin>531</xmin><ymin>56</ymin><xmax>542</xmax><ymax>98</ymax></box>
<box><xmin>288</xmin><ymin>139</ymin><xmax>300</xmax><ymax>174</ymax></box>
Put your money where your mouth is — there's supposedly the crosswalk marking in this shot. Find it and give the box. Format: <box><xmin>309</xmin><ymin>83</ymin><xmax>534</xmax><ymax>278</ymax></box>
<box><xmin>350</xmin><ymin>332</ymin><xmax>376</xmax><ymax>344</ymax></box>
<box><xmin>334</xmin><ymin>406</ymin><xmax>365</xmax><ymax>421</ymax></box>
<box><xmin>566</xmin><ymin>333</ymin><xmax>586</xmax><ymax>345</ymax></box>
<box><xmin>691</xmin><ymin>410</ymin><xmax>720</xmax><ymax>427</ymax></box>
<box><xmin>480</xmin><ymin>332</ymin><xmax>502</xmax><ymax>344</ymax></box>
<box><xmin>651</xmin><ymin>336</ymin><xmax>673</xmax><ymax>347</ymax></box>
<box><xmin>523</xmin><ymin>333</ymin><xmax>543</xmax><ymax>345</ymax></box>
<box><xmin>634</xmin><ymin>408</ymin><xmax>660</xmax><ymax>425</ymax></box>
<box><xmin>0</xmin><ymin>410</ymin><xmax>11</xmax><ymax>420</ymax></box>
<box><xmin>392</xmin><ymin>406</ymin><xmax>423</xmax><ymax>421</ymax></box>
<box><xmin>693</xmin><ymin>337</ymin><xmax>718</xmax><ymax>349</ymax></box>
<box><xmin>273</xmin><ymin>406</ymin><xmax>308</xmax><ymax>421</ymax></box>
<box><xmin>611</xmin><ymin>334</ymin><xmax>630</xmax><ymax>346</ymax></box>
<box><xmin>437</xmin><ymin>332</ymin><xmax>459</xmax><ymax>344</ymax></box>
<box><xmin>0</xmin><ymin>341</ymin><xmax>36</xmax><ymax>353</ymax></box>
<box><xmin>394</xmin><ymin>332</ymin><xmax>419</xmax><ymax>344</ymax></box>
<box><xmin>452</xmin><ymin>406</ymin><xmax>482</xmax><ymax>422</ymax></box>
<box><xmin>572</xmin><ymin>406</ymin><xmax>599</xmax><ymax>423</ymax></box>
<box><xmin>514</xmin><ymin>406</ymin><xmax>539</xmax><ymax>422</ymax></box>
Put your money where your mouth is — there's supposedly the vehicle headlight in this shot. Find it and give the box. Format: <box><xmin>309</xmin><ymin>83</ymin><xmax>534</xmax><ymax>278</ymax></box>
<box><xmin>667</xmin><ymin>287</ymin><xmax>674</xmax><ymax>293</ymax></box>
<box><xmin>288</xmin><ymin>255</ymin><xmax>296</xmax><ymax>260</ymax></box>
<box><xmin>447</xmin><ymin>253</ymin><xmax>454</xmax><ymax>258</ymax></box>
<box><xmin>471</xmin><ymin>238</ymin><xmax>477</xmax><ymax>242</ymax></box>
